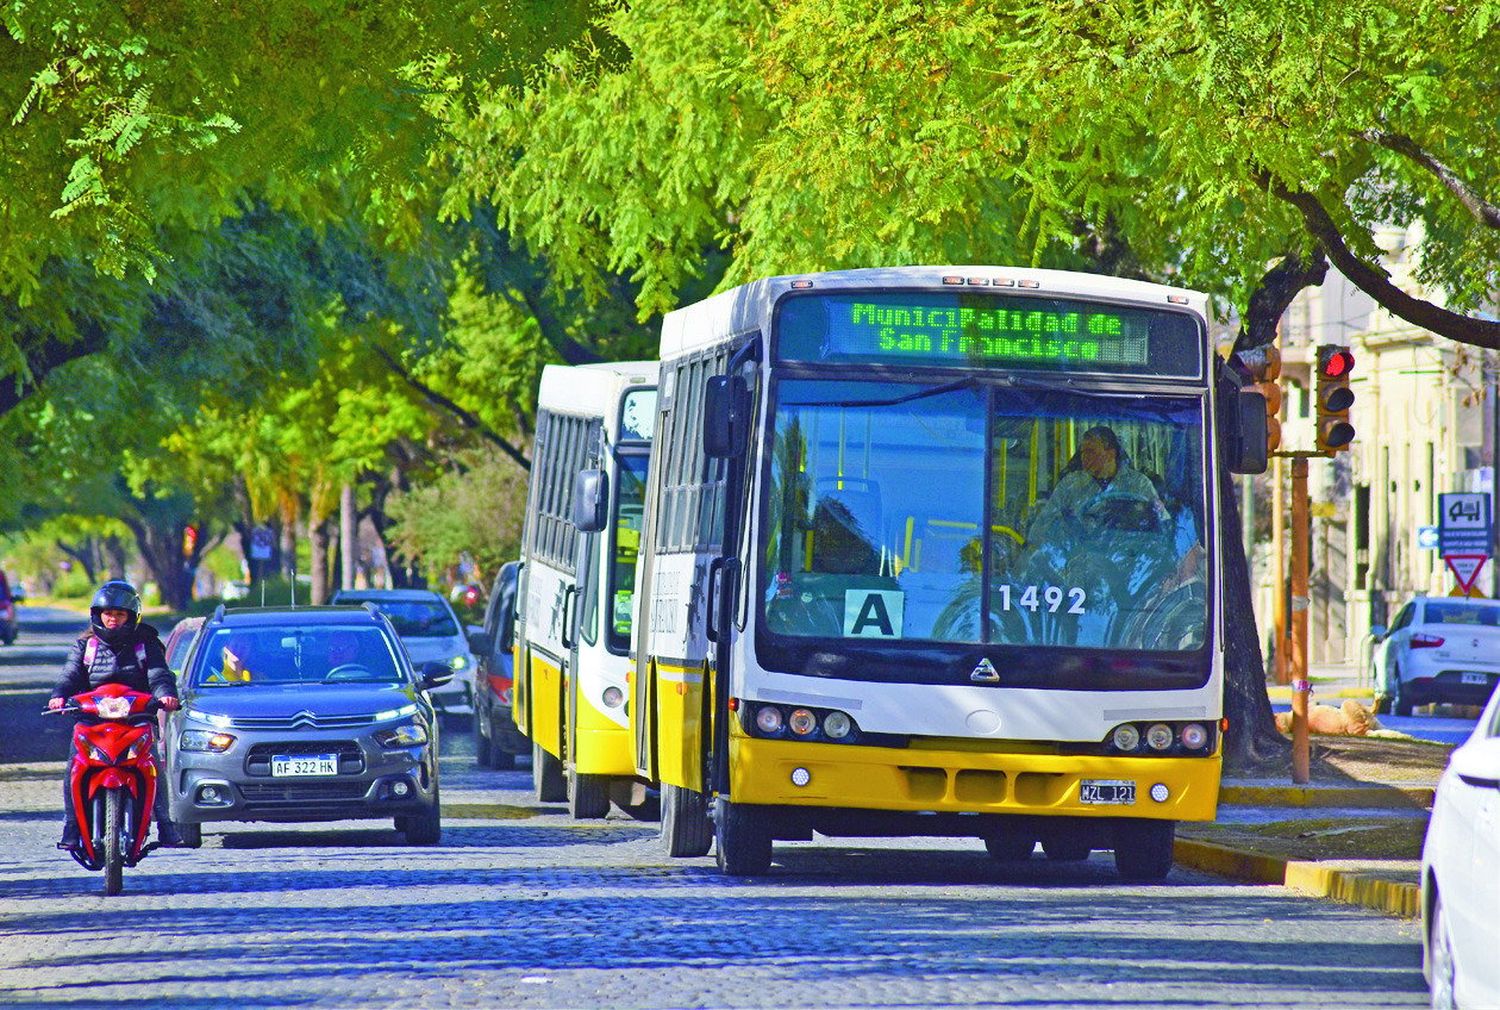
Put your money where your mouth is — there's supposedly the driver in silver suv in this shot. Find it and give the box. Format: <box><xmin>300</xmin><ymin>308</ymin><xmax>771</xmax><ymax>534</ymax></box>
<box><xmin>165</xmin><ymin>605</ymin><xmax>453</xmax><ymax>847</ymax></box>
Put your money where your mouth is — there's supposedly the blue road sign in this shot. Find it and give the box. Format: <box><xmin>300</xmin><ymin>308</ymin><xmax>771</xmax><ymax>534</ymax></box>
<box><xmin>1439</xmin><ymin>492</ymin><xmax>1492</xmax><ymax>556</ymax></box>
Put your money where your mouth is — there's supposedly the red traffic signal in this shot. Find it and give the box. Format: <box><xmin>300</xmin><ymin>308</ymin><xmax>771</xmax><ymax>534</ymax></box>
<box><xmin>1315</xmin><ymin>345</ymin><xmax>1356</xmax><ymax>454</ymax></box>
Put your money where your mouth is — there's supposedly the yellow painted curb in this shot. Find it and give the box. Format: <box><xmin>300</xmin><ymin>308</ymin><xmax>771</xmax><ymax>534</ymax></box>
<box><xmin>1266</xmin><ymin>687</ymin><xmax>1373</xmax><ymax>701</ymax></box>
<box><xmin>1283</xmin><ymin>862</ymin><xmax>1422</xmax><ymax>919</ymax></box>
<box><xmin>1174</xmin><ymin>838</ymin><xmax>1420</xmax><ymax>918</ymax></box>
<box><xmin>1220</xmin><ymin>784</ymin><xmax>1435</xmax><ymax>808</ymax></box>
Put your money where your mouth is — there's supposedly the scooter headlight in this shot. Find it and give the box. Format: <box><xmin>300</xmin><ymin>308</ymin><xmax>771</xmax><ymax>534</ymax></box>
<box><xmin>96</xmin><ymin>696</ymin><xmax>132</xmax><ymax>720</ymax></box>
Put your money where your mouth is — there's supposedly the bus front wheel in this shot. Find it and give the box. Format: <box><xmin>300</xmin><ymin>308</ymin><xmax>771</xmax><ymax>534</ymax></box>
<box><xmin>1113</xmin><ymin>818</ymin><xmax>1175</xmax><ymax>882</ymax></box>
<box><xmin>532</xmin><ymin>743</ymin><xmax>565</xmax><ymax>803</ymax></box>
<box><xmin>714</xmin><ymin>797</ymin><xmax>773</xmax><ymax>876</ymax></box>
<box><xmin>660</xmin><ymin>783</ymin><xmax>713</xmax><ymax>857</ymax></box>
<box><xmin>568</xmin><ymin>770</ymin><xmax>610</xmax><ymax>819</ymax></box>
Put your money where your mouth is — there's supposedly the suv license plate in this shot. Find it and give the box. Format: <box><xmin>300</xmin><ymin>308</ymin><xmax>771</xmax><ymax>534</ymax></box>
<box><xmin>1080</xmin><ymin>779</ymin><xmax>1136</xmax><ymax>805</ymax></box>
<box><xmin>271</xmin><ymin>755</ymin><xmax>338</xmax><ymax>777</ymax></box>
<box><xmin>1461</xmin><ymin>672</ymin><xmax>1489</xmax><ymax>685</ymax></box>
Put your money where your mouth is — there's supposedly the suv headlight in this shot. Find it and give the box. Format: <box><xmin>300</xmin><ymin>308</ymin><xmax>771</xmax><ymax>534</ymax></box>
<box><xmin>374</xmin><ymin>724</ymin><xmax>429</xmax><ymax>748</ymax></box>
<box><xmin>180</xmin><ymin>730</ymin><xmax>236</xmax><ymax>753</ymax></box>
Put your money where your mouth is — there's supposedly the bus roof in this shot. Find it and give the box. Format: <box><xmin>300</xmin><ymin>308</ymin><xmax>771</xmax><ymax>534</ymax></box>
<box><xmin>537</xmin><ymin>361</ymin><xmax>657</xmax><ymax>420</ymax></box>
<box><xmin>660</xmin><ymin>266</ymin><xmax>1211</xmax><ymax>360</ymax></box>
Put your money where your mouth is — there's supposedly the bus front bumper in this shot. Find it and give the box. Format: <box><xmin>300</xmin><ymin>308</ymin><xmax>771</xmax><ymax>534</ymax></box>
<box><xmin>728</xmin><ymin>735</ymin><xmax>1219</xmax><ymax>822</ymax></box>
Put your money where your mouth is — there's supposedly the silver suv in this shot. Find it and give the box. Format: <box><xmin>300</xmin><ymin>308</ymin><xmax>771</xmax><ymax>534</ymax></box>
<box><xmin>165</xmin><ymin>605</ymin><xmax>452</xmax><ymax>846</ymax></box>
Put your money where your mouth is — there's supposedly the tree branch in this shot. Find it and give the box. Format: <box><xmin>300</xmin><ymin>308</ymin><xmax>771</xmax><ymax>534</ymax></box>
<box><xmin>1263</xmin><ymin>173</ymin><xmax>1500</xmax><ymax>350</ymax></box>
<box><xmin>0</xmin><ymin>319</ymin><xmax>111</xmax><ymax>416</ymax></box>
<box><xmin>1361</xmin><ymin>129</ymin><xmax>1500</xmax><ymax>230</ymax></box>
<box><xmin>1234</xmin><ymin>250</ymin><xmax>1328</xmax><ymax>353</ymax></box>
<box><xmin>372</xmin><ymin>346</ymin><xmax>531</xmax><ymax>471</ymax></box>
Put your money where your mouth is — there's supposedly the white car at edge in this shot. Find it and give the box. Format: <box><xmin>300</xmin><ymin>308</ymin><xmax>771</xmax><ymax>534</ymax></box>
<box><xmin>331</xmin><ymin>588</ymin><xmax>475</xmax><ymax>715</ymax></box>
<box><xmin>1421</xmin><ymin>684</ymin><xmax>1500</xmax><ymax>1008</ymax></box>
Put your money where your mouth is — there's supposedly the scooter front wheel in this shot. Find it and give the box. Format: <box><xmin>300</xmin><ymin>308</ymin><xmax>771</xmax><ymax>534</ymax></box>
<box><xmin>103</xmin><ymin>789</ymin><xmax>124</xmax><ymax>896</ymax></box>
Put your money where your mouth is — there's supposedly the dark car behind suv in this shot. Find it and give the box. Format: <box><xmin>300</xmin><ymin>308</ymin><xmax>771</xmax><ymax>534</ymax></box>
<box><xmin>0</xmin><ymin>570</ymin><xmax>18</xmax><ymax>645</ymax></box>
<box><xmin>165</xmin><ymin>605</ymin><xmax>454</xmax><ymax>846</ymax></box>
<box><xmin>469</xmin><ymin>561</ymin><xmax>527</xmax><ymax>769</ymax></box>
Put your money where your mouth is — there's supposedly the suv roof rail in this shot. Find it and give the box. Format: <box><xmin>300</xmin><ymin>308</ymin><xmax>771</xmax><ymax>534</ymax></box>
<box><xmin>362</xmin><ymin>601</ymin><xmax>380</xmax><ymax>617</ymax></box>
<box><xmin>211</xmin><ymin>603</ymin><xmax>225</xmax><ymax>624</ymax></box>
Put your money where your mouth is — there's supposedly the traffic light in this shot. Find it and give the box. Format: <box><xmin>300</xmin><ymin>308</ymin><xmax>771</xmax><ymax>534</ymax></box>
<box><xmin>1315</xmin><ymin>344</ymin><xmax>1356</xmax><ymax>454</ymax></box>
<box><xmin>1235</xmin><ymin>345</ymin><xmax>1283</xmax><ymax>453</ymax></box>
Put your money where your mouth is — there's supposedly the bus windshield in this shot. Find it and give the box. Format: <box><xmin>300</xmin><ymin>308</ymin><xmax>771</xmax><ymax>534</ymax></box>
<box><xmin>608</xmin><ymin>453</ymin><xmax>650</xmax><ymax>653</ymax></box>
<box><xmin>762</xmin><ymin>378</ymin><xmax>1207</xmax><ymax>654</ymax></box>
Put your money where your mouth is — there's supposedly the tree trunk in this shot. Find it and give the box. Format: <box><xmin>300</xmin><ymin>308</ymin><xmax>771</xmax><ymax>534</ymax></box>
<box><xmin>340</xmin><ymin>483</ymin><xmax>357</xmax><ymax>591</ymax></box>
<box><xmin>309</xmin><ymin>517</ymin><xmax>332</xmax><ymax>605</ymax></box>
<box><xmin>278</xmin><ymin>499</ymin><xmax>299</xmax><ymax>582</ymax></box>
<box><xmin>122</xmin><ymin>519</ymin><xmax>192</xmax><ymax>612</ymax></box>
<box><xmin>102</xmin><ymin>536</ymin><xmax>129</xmax><ymax>580</ymax></box>
<box><xmin>1219</xmin><ymin>463</ymin><xmax>1291</xmax><ymax>772</ymax></box>
<box><xmin>55</xmin><ymin>538</ymin><xmax>98</xmax><ymax>584</ymax></box>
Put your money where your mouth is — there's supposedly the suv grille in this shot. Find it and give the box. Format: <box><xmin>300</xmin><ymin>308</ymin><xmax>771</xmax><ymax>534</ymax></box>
<box><xmin>240</xmin><ymin>781</ymin><xmax>369</xmax><ymax>801</ymax></box>
<box><xmin>230</xmin><ymin>713</ymin><xmax>376</xmax><ymax>730</ymax></box>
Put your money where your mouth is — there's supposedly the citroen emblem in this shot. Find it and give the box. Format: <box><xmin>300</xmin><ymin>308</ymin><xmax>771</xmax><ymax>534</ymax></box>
<box><xmin>970</xmin><ymin>657</ymin><xmax>1000</xmax><ymax>683</ymax></box>
<box><xmin>290</xmin><ymin>709</ymin><xmax>317</xmax><ymax>728</ymax></box>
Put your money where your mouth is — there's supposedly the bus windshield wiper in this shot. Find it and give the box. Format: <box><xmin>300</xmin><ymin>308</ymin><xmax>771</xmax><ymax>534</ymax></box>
<box><xmin>782</xmin><ymin>377</ymin><xmax>981</xmax><ymax>409</ymax></box>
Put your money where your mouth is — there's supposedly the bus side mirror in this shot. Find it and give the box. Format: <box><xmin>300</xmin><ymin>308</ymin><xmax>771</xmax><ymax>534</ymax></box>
<box><xmin>571</xmin><ymin>469</ymin><xmax>609</xmax><ymax>533</ymax></box>
<box><xmin>1225</xmin><ymin>390</ymin><xmax>1269</xmax><ymax>475</ymax></box>
<box><xmin>704</xmin><ymin>375</ymin><xmax>749</xmax><ymax>459</ymax></box>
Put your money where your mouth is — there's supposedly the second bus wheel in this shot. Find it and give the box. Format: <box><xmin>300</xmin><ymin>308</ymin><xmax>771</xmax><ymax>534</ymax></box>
<box><xmin>1112</xmin><ymin>818</ymin><xmax>1176</xmax><ymax>882</ymax></box>
<box><xmin>713</xmin><ymin>797</ymin><xmax>773</xmax><ymax>876</ymax></box>
<box><xmin>532</xmin><ymin>742</ymin><xmax>566</xmax><ymax>803</ymax></box>
<box><xmin>568</xmin><ymin>770</ymin><xmax>610</xmax><ymax>819</ymax></box>
<box><xmin>660</xmin><ymin>783</ymin><xmax>713</xmax><ymax>857</ymax></box>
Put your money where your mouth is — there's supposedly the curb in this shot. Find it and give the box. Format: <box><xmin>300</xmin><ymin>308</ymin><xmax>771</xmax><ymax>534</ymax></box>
<box><xmin>1219</xmin><ymin>784</ymin><xmax>1435</xmax><ymax>808</ymax></box>
<box><xmin>1174</xmin><ymin>838</ymin><xmax>1420</xmax><ymax>918</ymax></box>
<box><xmin>1265</xmin><ymin>687</ymin><xmax>1373</xmax><ymax>701</ymax></box>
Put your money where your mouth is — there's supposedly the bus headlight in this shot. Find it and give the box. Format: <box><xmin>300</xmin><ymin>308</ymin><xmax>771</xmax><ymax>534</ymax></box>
<box><xmin>1111</xmin><ymin>724</ymin><xmax>1141</xmax><ymax>751</ymax></box>
<box><xmin>822</xmin><ymin>711</ymin><xmax>853</xmax><ymax>739</ymax></box>
<box><xmin>755</xmin><ymin>706</ymin><xmax>784</xmax><ymax>734</ymax></box>
<box><xmin>602</xmin><ymin>686</ymin><xmax>625</xmax><ymax>709</ymax></box>
<box><xmin>1179</xmin><ymin>722</ymin><xmax>1209</xmax><ymax>750</ymax></box>
<box><xmin>1145</xmin><ymin>723</ymin><xmax>1174</xmax><ymax>751</ymax></box>
<box><xmin>788</xmin><ymin>708</ymin><xmax>817</xmax><ymax>736</ymax></box>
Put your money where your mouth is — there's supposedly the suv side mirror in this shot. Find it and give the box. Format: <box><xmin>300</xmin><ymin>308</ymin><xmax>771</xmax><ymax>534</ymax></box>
<box><xmin>467</xmin><ymin>630</ymin><xmax>494</xmax><ymax>657</ymax></box>
<box><xmin>704</xmin><ymin>375</ymin><xmax>749</xmax><ymax>459</ymax></box>
<box><xmin>571</xmin><ymin>469</ymin><xmax>609</xmax><ymax>533</ymax></box>
<box><xmin>420</xmin><ymin>661</ymin><xmax>454</xmax><ymax>689</ymax></box>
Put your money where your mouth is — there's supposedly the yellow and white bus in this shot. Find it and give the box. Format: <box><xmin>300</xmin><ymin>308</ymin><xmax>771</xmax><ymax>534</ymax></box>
<box><xmin>632</xmin><ymin>266</ymin><xmax>1267</xmax><ymax>877</ymax></box>
<box><xmin>513</xmin><ymin>362</ymin><xmax>656</xmax><ymax>817</ymax></box>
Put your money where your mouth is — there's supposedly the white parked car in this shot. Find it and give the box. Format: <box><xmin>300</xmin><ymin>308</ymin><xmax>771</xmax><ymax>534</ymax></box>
<box><xmin>1421</xmin><ymin>685</ymin><xmax>1500</xmax><ymax>1008</ymax></box>
<box><xmin>1372</xmin><ymin>596</ymin><xmax>1500</xmax><ymax>716</ymax></box>
<box><xmin>331</xmin><ymin>589</ymin><xmax>475</xmax><ymax>715</ymax></box>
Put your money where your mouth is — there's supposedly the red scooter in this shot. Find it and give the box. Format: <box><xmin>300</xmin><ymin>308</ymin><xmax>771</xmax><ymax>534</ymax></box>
<box><xmin>44</xmin><ymin>683</ymin><xmax>163</xmax><ymax>895</ymax></box>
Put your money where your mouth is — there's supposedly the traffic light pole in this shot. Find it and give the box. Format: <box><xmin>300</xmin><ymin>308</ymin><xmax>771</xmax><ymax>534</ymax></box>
<box><xmin>1288</xmin><ymin>454</ymin><xmax>1312</xmax><ymax>784</ymax></box>
<box><xmin>1271</xmin><ymin>450</ymin><xmax>1323</xmax><ymax>783</ymax></box>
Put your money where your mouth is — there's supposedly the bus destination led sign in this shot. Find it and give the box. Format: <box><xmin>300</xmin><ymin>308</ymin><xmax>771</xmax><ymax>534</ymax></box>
<box><xmin>774</xmin><ymin>291</ymin><xmax>1202</xmax><ymax>377</ymax></box>
<box><xmin>847</xmin><ymin>301</ymin><xmax>1147</xmax><ymax>366</ymax></box>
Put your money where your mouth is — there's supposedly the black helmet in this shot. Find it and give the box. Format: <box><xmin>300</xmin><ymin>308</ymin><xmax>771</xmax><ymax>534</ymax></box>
<box><xmin>89</xmin><ymin>580</ymin><xmax>142</xmax><ymax>640</ymax></box>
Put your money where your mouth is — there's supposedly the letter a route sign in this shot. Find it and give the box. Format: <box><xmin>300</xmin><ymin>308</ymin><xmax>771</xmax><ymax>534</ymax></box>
<box><xmin>1445</xmin><ymin>555</ymin><xmax>1488</xmax><ymax>594</ymax></box>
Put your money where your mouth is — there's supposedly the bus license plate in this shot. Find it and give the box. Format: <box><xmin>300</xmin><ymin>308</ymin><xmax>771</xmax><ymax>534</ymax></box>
<box><xmin>271</xmin><ymin>755</ymin><xmax>338</xmax><ymax>777</ymax></box>
<box><xmin>1461</xmin><ymin>672</ymin><xmax>1489</xmax><ymax>685</ymax></box>
<box><xmin>1080</xmin><ymin>779</ymin><xmax>1136</xmax><ymax>805</ymax></box>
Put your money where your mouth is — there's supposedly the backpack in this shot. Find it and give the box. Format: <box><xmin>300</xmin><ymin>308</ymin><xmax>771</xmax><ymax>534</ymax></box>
<box><xmin>83</xmin><ymin>635</ymin><xmax>148</xmax><ymax>668</ymax></box>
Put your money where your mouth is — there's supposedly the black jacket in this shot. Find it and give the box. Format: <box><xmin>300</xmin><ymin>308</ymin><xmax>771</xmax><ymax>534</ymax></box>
<box><xmin>51</xmin><ymin>623</ymin><xmax>177</xmax><ymax>702</ymax></box>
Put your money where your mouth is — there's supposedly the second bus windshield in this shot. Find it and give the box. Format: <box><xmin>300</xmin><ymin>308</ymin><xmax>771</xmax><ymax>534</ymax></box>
<box><xmin>763</xmin><ymin>379</ymin><xmax>1207</xmax><ymax>652</ymax></box>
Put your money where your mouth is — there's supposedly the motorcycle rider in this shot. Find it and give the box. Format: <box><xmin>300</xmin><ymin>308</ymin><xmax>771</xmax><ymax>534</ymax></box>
<box><xmin>47</xmin><ymin>580</ymin><xmax>186</xmax><ymax>848</ymax></box>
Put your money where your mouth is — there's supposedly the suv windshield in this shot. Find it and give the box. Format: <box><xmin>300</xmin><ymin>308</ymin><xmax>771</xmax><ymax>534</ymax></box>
<box><xmin>762</xmin><ymin>379</ymin><xmax>1207</xmax><ymax>652</ymax></box>
<box><xmin>342</xmin><ymin>599</ymin><xmax>457</xmax><ymax>638</ymax></box>
<box><xmin>193</xmin><ymin>626</ymin><xmax>402</xmax><ymax>686</ymax></box>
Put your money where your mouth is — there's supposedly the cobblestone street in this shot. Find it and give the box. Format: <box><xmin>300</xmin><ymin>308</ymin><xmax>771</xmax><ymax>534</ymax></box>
<box><xmin>1</xmin><ymin>613</ymin><xmax>1429</xmax><ymax>1008</ymax></box>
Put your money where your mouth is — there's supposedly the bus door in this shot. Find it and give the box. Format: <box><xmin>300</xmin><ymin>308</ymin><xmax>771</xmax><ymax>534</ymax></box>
<box><xmin>704</xmin><ymin>355</ymin><xmax>757</xmax><ymax>796</ymax></box>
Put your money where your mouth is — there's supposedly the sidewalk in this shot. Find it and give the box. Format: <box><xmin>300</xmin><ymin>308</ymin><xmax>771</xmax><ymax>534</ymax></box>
<box><xmin>1176</xmin><ymin>734</ymin><xmax>1448</xmax><ymax>918</ymax></box>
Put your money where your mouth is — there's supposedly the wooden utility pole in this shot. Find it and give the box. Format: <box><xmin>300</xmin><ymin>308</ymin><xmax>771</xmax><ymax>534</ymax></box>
<box><xmin>1289</xmin><ymin>455</ymin><xmax>1312</xmax><ymax>783</ymax></box>
<box><xmin>1272</xmin><ymin>454</ymin><xmax>1288</xmax><ymax>684</ymax></box>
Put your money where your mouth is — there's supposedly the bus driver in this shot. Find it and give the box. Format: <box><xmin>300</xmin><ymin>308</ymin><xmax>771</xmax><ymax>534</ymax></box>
<box><xmin>1025</xmin><ymin>426</ymin><xmax>1167</xmax><ymax>545</ymax></box>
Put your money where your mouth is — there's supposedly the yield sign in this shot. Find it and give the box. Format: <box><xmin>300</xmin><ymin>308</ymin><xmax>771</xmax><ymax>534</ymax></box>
<box><xmin>1445</xmin><ymin>554</ymin><xmax>1488</xmax><ymax>593</ymax></box>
